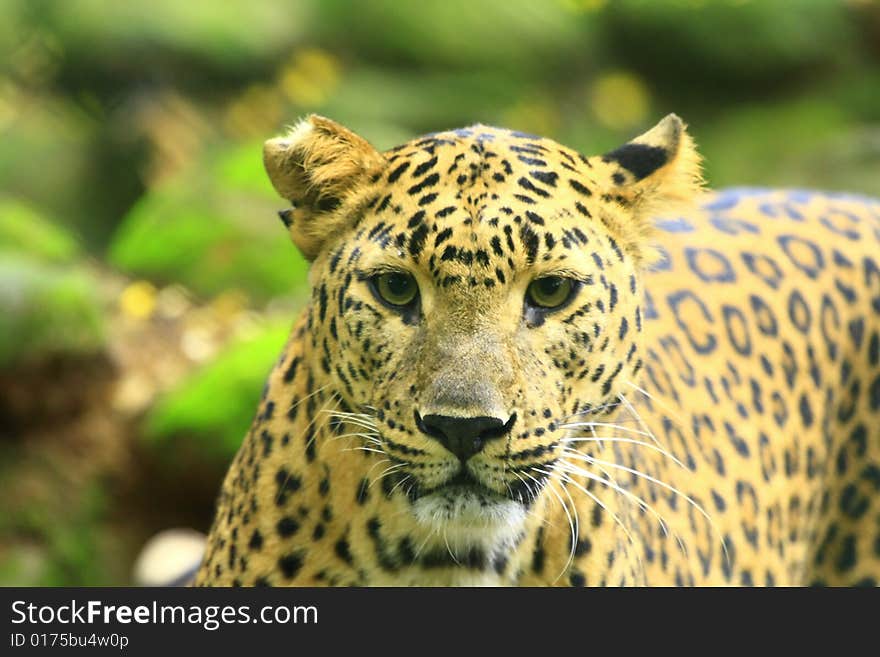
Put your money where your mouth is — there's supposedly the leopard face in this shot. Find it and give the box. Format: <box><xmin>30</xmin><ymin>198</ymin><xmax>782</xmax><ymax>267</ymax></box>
<box><xmin>320</xmin><ymin>150</ymin><xmax>652</xmax><ymax>550</ymax></box>
<box><xmin>256</xmin><ymin>115</ymin><xmax>698</xmax><ymax>560</ymax></box>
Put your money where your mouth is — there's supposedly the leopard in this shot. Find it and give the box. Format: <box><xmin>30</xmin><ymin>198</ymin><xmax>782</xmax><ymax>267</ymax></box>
<box><xmin>194</xmin><ymin>113</ymin><xmax>880</xmax><ymax>586</ymax></box>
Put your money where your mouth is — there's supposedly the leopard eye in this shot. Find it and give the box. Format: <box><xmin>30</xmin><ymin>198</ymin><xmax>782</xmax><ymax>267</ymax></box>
<box><xmin>371</xmin><ymin>272</ymin><xmax>419</xmax><ymax>308</ymax></box>
<box><xmin>526</xmin><ymin>276</ymin><xmax>576</xmax><ymax>310</ymax></box>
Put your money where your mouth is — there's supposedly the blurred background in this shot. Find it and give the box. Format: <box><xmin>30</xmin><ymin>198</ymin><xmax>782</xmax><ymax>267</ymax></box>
<box><xmin>1</xmin><ymin>0</ymin><xmax>879</xmax><ymax>585</ymax></box>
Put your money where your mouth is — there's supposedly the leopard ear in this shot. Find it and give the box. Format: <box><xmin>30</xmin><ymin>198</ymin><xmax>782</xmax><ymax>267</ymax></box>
<box><xmin>264</xmin><ymin>115</ymin><xmax>386</xmax><ymax>260</ymax></box>
<box><xmin>592</xmin><ymin>114</ymin><xmax>704</xmax><ymax>265</ymax></box>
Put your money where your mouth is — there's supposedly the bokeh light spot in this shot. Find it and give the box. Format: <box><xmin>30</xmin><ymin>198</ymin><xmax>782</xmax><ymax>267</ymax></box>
<box><xmin>120</xmin><ymin>280</ymin><xmax>158</xmax><ymax>320</ymax></box>
<box><xmin>590</xmin><ymin>71</ymin><xmax>651</xmax><ymax>131</ymax></box>
<box><xmin>279</xmin><ymin>48</ymin><xmax>342</xmax><ymax>108</ymax></box>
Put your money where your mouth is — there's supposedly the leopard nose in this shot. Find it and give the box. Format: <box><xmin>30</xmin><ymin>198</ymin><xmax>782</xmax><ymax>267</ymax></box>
<box><xmin>415</xmin><ymin>411</ymin><xmax>516</xmax><ymax>462</ymax></box>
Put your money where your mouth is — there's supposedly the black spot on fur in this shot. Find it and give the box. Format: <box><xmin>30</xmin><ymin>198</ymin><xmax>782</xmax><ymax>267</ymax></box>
<box><xmin>274</xmin><ymin>468</ymin><xmax>301</xmax><ymax>506</ymax></box>
<box><xmin>278</xmin><ymin>553</ymin><xmax>304</xmax><ymax>579</ymax></box>
<box><xmin>569</xmin><ymin>179</ymin><xmax>592</xmax><ymax>197</ymax></box>
<box><xmin>408</xmin><ymin>223</ymin><xmax>430</xmax><ymax>258</ymax></box>
<box><xmin>277</xmin><ymin>516</ymin><xmax>300</xmax><ymax>537</ymax></box>
<box><xmin>835</xmin><ymin>534</ymin><xmax>857</xmax><ymax>573</ymax></box>
<box><xmin>435</xmin><ymin>227</ymin><xmax>453</xmax><ymax>246</ymax></box>
<box><xmin>408</xmin><ymin>172</ymin><xmax>439</xmax><ymax>195</ymax></box>
<box><xmin>530</xmin><ymin>170</ymin><xmax>558</xmax><ymax>187</ymax></box>
<box><xmin>335</xmin><ymin>538</ymin><xmax>354</xmax><ymax>565</ymax></box>
<box><xmin>602</xmin><ymin>143</ymin><xmax>668</xmax><ymax>181</ymax></box>
<box><xmin>387</xmin><ymin>161</ymin><xmax>410</xmax><ymax>182</ymax></box>
<box><xmin>520</xmin><ymin>224</ymin><xmax>539</xmax><ymax>264</ymax></box>
<box><xmin>412</xmin><ymin>155</ymin><xmax>438</xmax><ymax>177</ymax></box>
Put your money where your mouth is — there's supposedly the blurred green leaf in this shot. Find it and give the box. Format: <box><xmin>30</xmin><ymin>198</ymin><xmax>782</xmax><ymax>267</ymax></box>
<box><xmin>108</xmin><ymin>172</ymin><xmax>309</xmax><ymax>301</ymax></box>
<box><xmin>322</xmin><ymin>68</ymin><xmax>527</xmax><ymax>139</ymax></box>
<box><xmin>0</xmin><ymin>96</ymin><xmax>101</xmax><ymax>240</ymax></box>
<box><xmin>211</xmin><ymin>140</ymin><xmax>278</xmax><ymax>197</ymax></box>
<box><xmin>601</xmin><ymin>0</ymin><xmax>857</xmax><ymax>89</ymax></box>
<box><xmin>0</xmin><ymin>254</ymin><xmax>104</xmax><ymax>366</ymax></box>
<box><xmin>0</xmin><ymin>197</ymin><xmax>80</xmax><ymax>263</ymax></box>
<box><xmin>27</xmin><ymin>0</ymin><xmax>314</xmax><ymax>70</ymax></box>
<box><xmin>315</xmin><ymin>0</ymin><xmax>593</xmax><ymax>73</ymax></box>
<box><xmin>698</xmin><ymin>97</ymin><xmax>852</xmax><ymax>189</ymax></box>
<box><xmin>146</xmin><ymin>321</ymin><xmax>291</xmax><ymax>459</ymax></box>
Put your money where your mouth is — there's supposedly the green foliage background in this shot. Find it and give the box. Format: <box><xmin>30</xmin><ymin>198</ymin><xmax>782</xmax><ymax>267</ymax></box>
<box><xmin>0</xmin><ymin>0</ymin><xmax>878</xmax><ymax>584</ymax></box>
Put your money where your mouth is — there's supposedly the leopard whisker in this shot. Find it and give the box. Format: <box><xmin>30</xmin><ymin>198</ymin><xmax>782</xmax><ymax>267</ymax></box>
<box><xmin>388</xmin><ymin>474</ymin><xmax>412</xmax><ymax>497</ymax></box>
<box><xmin>558</xmin><ymin>477</ymin><xmax>581</xmax><ymax>572</ymax></box>
<box><xmin>364</xmin><ymin>457</ymin><xmax>392</xmax><ymax>479</ymax></box>
<box><xmin>344</xmin><ymin>446</ymin><xmax>386</xmax><ymax>456</ymax></box>
<box><xmin>510</xmin><ymin>470</ymin><xmax>536</xmax><ymax>506</ymax></box>
<box><xmin>559</xmin><ymin>450</ymin><xmax>687</xmax><ymax>556</ymax></box>
<box><xmin>624</xmin><ymin>380</ymin><xmax>686</xmax><ymax>425</ymax></box>
<box><xmin>576</xmin><ymin>423</ymin><xmax>638</xmax><ymax>538</ymax></box>
<box><xmin>326</xmin><ymin>430</ymin><xmax>382</xmax><ymax>445</ymax></box>
<box><xmin>324</xmin><ymin>411</ymin><xmax>377</xmax><ymax>425</ymax></box>
<box><xmin>616</xmin><ymin>392</ymin><xmax>675</xmax><ymax>456</ymax></box>
<box><xmin>323</xmin><ymin>412</ymin><xmax>380</xmax><ymax>433</ymax></box>
<box><xmin>560</xmin><ymin>435</ymin><xmax>687</xmax><ymax>470</ymax></box>
<box><xmin>413</xmin><ymin>526</ymin><xmax>439</xmax><ymax>562</ymax></box>
<box><xmin>557</xmin><ymin>399</ymin><xmax>628</xmax><ymax>424</ymax></box>
<box><xmin>369</xmin><ymin>463</ymin><xmax>408</xmax><ymax>489</ymax></box>
<box><xmin>285</xmin><ymin>383</ymin><xmax>332</xmax><ymax>415</ymax></box>
<box><xmin>559</xmin><ymin>421</ymin><xmax>654</xmax><ymax>438</ymax></box>
<box><xmin>561</xmin><ymin>451</ymin><xmax>720</xmax><ymax>559</ymax></box>
<box><xmin>541</xmin><ymin>476</ymin><xmax>578</xmax><ymax>584</ymax></box>
<box><xmin>522</xmin><ymin>470</ymin><xmax>563</xmax><ymax>532</ymax></box>
<box><xmin>534</xmin><ymin>466</ymin><xmax>641</xmax><ymax>565</ymax></box>
<box><xmin>443</xmin><ymin>528</ymin><xmax>460</xmax><ymax>566</ymax></box>
<box><xmin>617</xmin><ymin>390</ymin><xmax>713</xmax><ymax>561</ymax></box>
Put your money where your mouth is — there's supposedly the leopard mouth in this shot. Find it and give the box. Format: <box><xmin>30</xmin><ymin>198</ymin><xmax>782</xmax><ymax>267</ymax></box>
<box><xmin>440</xmin><ymin>470</ymin><xmax>500</xmax><ymax>496</ymax></box>
<box><xmin>411</xmin><ymin>468</ymin><xmax>504</xmax><ymax>503</ymax></box>
<box><xmin>411</xmin><ymin>465</ymin><xmax>550</xmax><ymax>511</ymax></box>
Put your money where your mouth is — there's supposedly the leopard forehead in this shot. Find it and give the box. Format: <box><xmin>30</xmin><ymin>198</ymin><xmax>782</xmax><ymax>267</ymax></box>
<box><xmin>348</xmin><ymin>126</ymin><xmax>628</xmax><ymax>250</ymax></box>
<box><xmin>394</xmin><ymin>131</ymin><xmax>604</xmax><ymax>257</ymax></box>
<box><xmin>266</xmin><ymin>113</ymin><xmax>697</xmax><ymax>268</ymax></box>
<box><xmin>310</xmin><ymin>123</ymin><xmax>648</xmax><ymax>365</ymax></box>
<box><xmin>324</xmin><ymin>125</ymin><xmax>630</xmax><ymax>311</ymax></box>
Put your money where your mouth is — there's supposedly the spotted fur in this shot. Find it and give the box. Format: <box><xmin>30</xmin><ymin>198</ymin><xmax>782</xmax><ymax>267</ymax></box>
<box><xmin>195</xmin><ymin>115</ymin><xmax>880</xmax><ymax>587</ymax></box>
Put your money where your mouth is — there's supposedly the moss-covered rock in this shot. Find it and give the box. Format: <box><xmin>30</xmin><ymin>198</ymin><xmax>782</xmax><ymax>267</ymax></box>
<box><xmin>0</xmin><ymin>254</ymin><xmax>104</xmax><ymax>367</ymax></box>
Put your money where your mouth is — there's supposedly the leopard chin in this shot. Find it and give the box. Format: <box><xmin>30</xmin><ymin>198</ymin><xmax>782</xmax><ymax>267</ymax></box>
<box><xmin>410</xmin><ymin>486</ymin><xmax>528</xmax><ymax>554</ymax></box>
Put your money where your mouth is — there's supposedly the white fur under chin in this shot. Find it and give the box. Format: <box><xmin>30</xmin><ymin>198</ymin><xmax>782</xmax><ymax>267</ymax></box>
<box><xmin>411</xmin><ymin>487</ymin><xmax>527</xmax><ymax>555</ymax></box>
